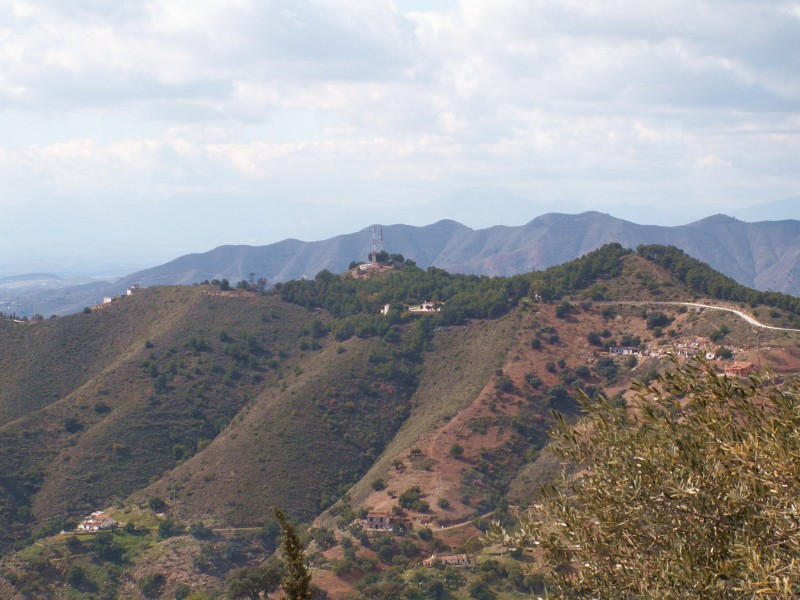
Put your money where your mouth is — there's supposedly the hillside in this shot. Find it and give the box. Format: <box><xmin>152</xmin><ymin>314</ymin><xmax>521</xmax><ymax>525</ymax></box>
<box><xmin>5</xmin><ymin>212</ymin><xmax>800</xmax><ymax>317</ymax></box>
<box><xmin>1</xmin><ymin>246</ymin><xmax>799</xmax><ymax>598</ymax></box>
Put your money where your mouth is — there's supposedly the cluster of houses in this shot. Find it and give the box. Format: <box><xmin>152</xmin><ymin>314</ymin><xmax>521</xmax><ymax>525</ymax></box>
<box><xmin>365</xmin><ymin>510</ymin><xmax>471</xmax><ymax>568</ymax></box>
<box><xmin>76</xmin><ymin>511</ymin><xmax>116</xmax><ymax>532</ymax></box>
<box><xmin>605</xmin><ymin>345</ymin><xmax>757</xmax><ymax>378</ymax></box>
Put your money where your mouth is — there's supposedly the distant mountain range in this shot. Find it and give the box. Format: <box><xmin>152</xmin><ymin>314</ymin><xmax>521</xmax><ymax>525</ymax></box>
<box><xmin>733</xmin><ymin>196</ymin><xmax>799</xmax><ymax>223</ymax></box>
<box><xmin>3</xmin><ymin>211</ymin><xmax>799</xmax><ymax>316</ymax></box>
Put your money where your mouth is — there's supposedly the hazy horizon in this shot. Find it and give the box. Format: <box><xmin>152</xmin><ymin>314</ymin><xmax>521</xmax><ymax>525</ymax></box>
<box><xmin>1</xmin><ymin>1</ymin><xmax>798</xmax><ymax>277</ymax></box>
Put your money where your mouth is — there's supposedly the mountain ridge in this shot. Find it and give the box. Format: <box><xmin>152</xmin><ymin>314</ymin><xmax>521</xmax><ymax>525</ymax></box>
<box><xmin>4</xmin><ymin>212</ymin><xmax>800</xmax><ymax>317</ymax></box>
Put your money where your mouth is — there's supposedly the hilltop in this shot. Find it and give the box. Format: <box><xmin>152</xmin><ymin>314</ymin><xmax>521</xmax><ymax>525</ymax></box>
<box><xmin>4</xmin><ymin>212</ymin><xmax>800</xmax><ymax>317</ymax></box>
<box><xmin>0</xmin><ymin>245</ymin><xmax>799</xmax><ymax>598</ymax></box>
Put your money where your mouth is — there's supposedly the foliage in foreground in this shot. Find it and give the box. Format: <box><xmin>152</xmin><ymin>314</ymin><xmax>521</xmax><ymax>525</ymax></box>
<box><xmin>490</xmin><ymin>358</ymin><xmax>800</xmax><ymax>598</ymax></box>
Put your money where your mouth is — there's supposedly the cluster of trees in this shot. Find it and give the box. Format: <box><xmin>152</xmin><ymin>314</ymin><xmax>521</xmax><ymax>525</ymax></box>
<box><xmin>276</xmin><ymin>265</ymin><xmax>531</xmax><ymax>325</ymax></box>
<box><xmin>530</xmin><ymin>243</ymin><xmax>632</xmax><ymax>301</ymax></box>
<box><xmin>278</xmin><ymin>243</ymin><xmax>639</xmax><ymax>330</ymax></box>
<box><xmin>638</xmin><ymin>244</ymin><xmax>800</xmax><ymax>319</ymax></box>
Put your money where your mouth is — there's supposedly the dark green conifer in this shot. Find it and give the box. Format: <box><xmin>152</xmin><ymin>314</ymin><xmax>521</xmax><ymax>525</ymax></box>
<box><xmin>274</xmin><ymin>508</ymin><xmax>312</xmax><ymax>600</ymax></box>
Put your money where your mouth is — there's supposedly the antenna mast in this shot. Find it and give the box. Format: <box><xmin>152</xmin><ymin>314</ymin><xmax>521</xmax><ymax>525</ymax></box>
<box><xmin>371</xmin><ymin>225</ymin><xmax>378</xmax><ymax>266</ymax></box>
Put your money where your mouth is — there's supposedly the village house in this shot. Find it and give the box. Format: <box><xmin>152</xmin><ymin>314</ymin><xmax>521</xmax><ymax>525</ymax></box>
<box><xmin>423</xmin><ymin>553</ymin><xmax>470</xmax><ymax>567</ymax></box>
<box><xmin>77</xmin><ymin>511</ymin><xmax>116</xmax><ymax>532</ymax></box>
<box><xmin>608</xmin><ymin>346</ymin><xmax>639</xmax><ymax>356</ymax></box>
<box><xmin>126</xmin><ymin>284</ymin><xmax>141</xmax><ymax>296</ymax></box>
<box><xmin>724</xmin><ymin>362</ymin><xmax>754</xmax><ymax>378</ymax></box>
<box><xmin>407</xmin><ymin>301</ymin><xmax>442</xmax><ymax>314</ymax></box>
<box><xmin>365</xmin><ymin>510</ymin><xmax>393</xmax><ymax>531</ymax></box>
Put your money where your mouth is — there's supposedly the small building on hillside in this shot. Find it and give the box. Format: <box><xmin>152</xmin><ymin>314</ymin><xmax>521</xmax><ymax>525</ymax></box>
<box><xmin>365</xmin><ymin>510</ymin><xmax>393</xmax><ymax>531</ymax></box>
<box><xmin>77</xmin><ymin>511</ymin><xmax>116</xmax><ymax>532</ymax></box>
<box><xmin>724</xmin><ymin>362</ymin><xmax>754</xmax><ymax>378</ymax></box>
<box><xmin>423</xmin><ymin>553</ymin><xmax>470</xmax><ymax>567</ymax></box>
<box><xmin>408</xmin><ymin>301</ymin><xmax>442</xmax><ymax>314</ymax></box>
<box><xmin>126</xmin><ymin>284</ymin><xmax>141</xmax><ymax>296</ymax></box>
<box><xmin>608</xmin><ymin>346</ymin><xmax>639</xmax><ymax>356</ymax></box>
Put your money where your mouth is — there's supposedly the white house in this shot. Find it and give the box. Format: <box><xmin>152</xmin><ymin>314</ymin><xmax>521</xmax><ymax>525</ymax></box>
<box><xmin>77</xmin><ymin>511</ymin><xmax>116</xmax><ymax>532</ymax></box>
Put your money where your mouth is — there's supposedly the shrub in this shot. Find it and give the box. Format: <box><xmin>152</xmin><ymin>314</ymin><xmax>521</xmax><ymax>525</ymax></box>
<box><xmin>399</xmin><ymin>486</ymin><xmax>429</xmax><ymax>512</ymax></box>
<box><xmin>595</xmin><ymin>357</ymin><xmax>618</xmax><ymax>381</ymax></box>
<box><xmin>67</xmin><ymin>565</ymin><xmax>88</xmax><ymax>588</ymax></box>
<box><xmin>646</xmin><ymin>311</ymin><xmax>672</xmax><ymax>329</ymax></box>
<box><xmin>138</xmin><ymin>572</ymin><xmax>166</xmax><ymax>598</ymax></box>
<box><xmin>63</xmin><ymin>417</ymin><xmax>82</xmax><ymax>433</ymax></box>
<box><xmin>189</xmin><ymin>521</ymin><xmax>213</xmax><ymax>539</ymax></box>
<box><xmin>449</xmin><ymin>443</ymin><xmax>464</xmax><ymax>458</ymax></box>
<box><xmin>495</xmin><ymin>375</ymin><xmax>514</xmax><ymax>392</ymax></box>
<box><xmin>715</xmin><ymin>346</ymin><xmax>733</xmax><ymax>359</ymax></box>
<box><xmin>555</xmin><ymin>301</ymin><xmax>573</xmax><ymax>318</ymax></box>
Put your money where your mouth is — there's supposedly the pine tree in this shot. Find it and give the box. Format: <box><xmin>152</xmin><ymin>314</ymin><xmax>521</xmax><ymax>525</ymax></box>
<box><xmin>274</xmin><ymin>508</ymin><xmax>312</xmax><ymax>600</ymax></box>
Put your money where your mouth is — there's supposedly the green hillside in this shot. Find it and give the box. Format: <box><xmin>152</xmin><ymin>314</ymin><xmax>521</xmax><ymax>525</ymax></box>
<box><xmin>0</xmin><ymin>244</ymin><xmax>799</xmax><ymax>599</ymax></box>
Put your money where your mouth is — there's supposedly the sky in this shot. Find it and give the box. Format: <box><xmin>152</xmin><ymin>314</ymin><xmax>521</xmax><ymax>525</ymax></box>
<box><xmin>1</xmin><ymin>0</ymin><xmax>799</xmax><ymax>276</ymax></box>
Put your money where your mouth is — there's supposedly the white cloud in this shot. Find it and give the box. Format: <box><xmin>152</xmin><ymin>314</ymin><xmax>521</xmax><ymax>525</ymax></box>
<box><xmin>0</xmin><ymin>0</ymin><xmax>798</xmax><ymax>268</ymax></box>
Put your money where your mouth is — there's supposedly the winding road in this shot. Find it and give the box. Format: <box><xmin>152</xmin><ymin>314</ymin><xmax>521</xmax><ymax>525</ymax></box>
<box><xmin>611</xmin><ymin>301</ymin><xmax>800</xmax><ymax>333</ymax></box>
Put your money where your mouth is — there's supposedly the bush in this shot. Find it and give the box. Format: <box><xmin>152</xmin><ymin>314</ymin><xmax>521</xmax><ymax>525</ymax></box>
<box><xmin>174</xmin><ymin>583</ymin><xmax>191</xmax><ymax>599</ymax></box>
<box><xmin>555</xmin><ymin>301</ymin><xmax>573</xmax><ymax>319</ymax></box>
<box><xmin>189</xmin><ymin>521</ymin><xmax>213</xmax><ymax>539</ymax></box>
<box><xmin>595</xmin><ymin>357</ymin><xmax>618</xmax><ymax>381</ymax></box>
<box><xmin>646</xmin><ymin>311</ymin><xmax>672</xmax><ymax>329</ymax></box>
<box><xmin>157</xmin><ymin>517</ymin><xmax>184</xmax><ymax>539</ymax></box>
<box><xmin>63</xmin><ymin>417</ymin><xmax>82</xmax><ymax>433</ymax></box>
<box><xmin>715</xmin><ymin>346</ymin><xmax>733</xmax><ymax>359</ymax></box>
<box><xmin>66</xmin><ymin>565</ymin><xmax>88</xmax><ymax>588</ymax></box>
<box><xmin>495</xmin><ymin>375</ymin><xmax>514</xmax><ymax>392</ymax></box>
<box><xmin>449</xmin><ymin>444</ymin><xmax>464</xmax><ymax>458</ymax></box>
<box><xmin>399</xmin><ymin>486</ymin><xmax>429</xmax><ymax>512</ymax></box>
<box><xmin>138</xmin><ymin>573</ymin><xmax>166</xmax><ymax>598</ymax></box>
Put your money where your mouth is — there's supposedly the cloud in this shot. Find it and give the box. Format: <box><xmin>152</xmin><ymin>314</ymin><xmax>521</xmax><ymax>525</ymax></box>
<box><xmin>0</xmin><ymin>0</ymin><xmax>797</xmax><ymax>251</ymax></box>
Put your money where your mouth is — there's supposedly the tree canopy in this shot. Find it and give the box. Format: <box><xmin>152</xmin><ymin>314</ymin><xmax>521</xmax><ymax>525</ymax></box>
<box><xmin>491</xmin><ymin>358</ymin><xmax>800</xmax><ymax>598</ymax></box>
